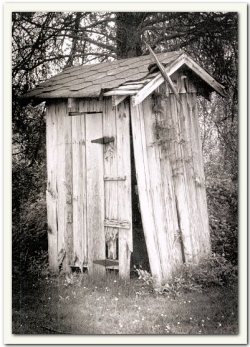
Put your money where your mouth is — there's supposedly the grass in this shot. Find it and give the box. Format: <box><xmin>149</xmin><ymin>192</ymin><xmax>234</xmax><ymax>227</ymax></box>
<box><xmin>12</xmin><ymin>271</ymin><xmax>238</xmax><ymax>335</ymax></box>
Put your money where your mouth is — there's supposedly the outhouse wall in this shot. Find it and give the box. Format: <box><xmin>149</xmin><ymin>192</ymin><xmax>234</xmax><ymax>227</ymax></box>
<box><xmin>130</xmin><ymin>71</ymin><xmax>211</xmax><ymax>284</ymax></box>
<box><xmin>46</xmin><ymin>97</ymin><xmax>132</xmax><ymax>278</ymax></box>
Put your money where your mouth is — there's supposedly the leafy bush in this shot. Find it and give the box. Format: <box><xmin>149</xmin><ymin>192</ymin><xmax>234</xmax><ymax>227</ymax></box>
<box><xmin>12</xmin><ymin>190</ymin><xmax>48</xmax><ymax>279</ymax></box>
<box><xmin>180</xmin><ymin>255</ymin><xmax>238</xmax><ymax>288</ymax></box>
<box><xmin>206</xmin><ymin>178</ymin><xmax>238</xmax><ymax>264</ymax></box>
<box><xmin>12</xmin><ymin>127</ymin><xmax>48</xmax><ymax>279</ymax></box>
<box><xmin>135</xmin><ymin>255</ymin><xmax>237</xmax><ymax>296</ymax></box>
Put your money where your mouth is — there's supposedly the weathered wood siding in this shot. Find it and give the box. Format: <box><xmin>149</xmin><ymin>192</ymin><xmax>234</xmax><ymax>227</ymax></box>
<box><xmin>130</xmin><ymin>98</ymin><xmax>182</xmax><ymax>284</ymax></box>
<box><xmin>71</xmin><ymin>114</ymin><xmax>86</xmax><ymax>269</ymax></box>
<box><xmin>86</xmin><ymin>112</ymin><xmax>106</xmax><ymax>276</ymax></box>
<box><xmin>46</xmin><ymin>99</ymin><xmax>103</xmax><ymax>272</ymax></box>
<box><xmin>46</xmin><ymin>101</ymin><xmax>58</xmax><ymax>271</ymax></box>
<box><xmin>103</xmin><ymin>98</ymin><xmax>132</xmax><ymax>279</ymax></box>
<box><xmin>46</xmin><ymin>97</ymin><xmax>132</xmax><ymax>278</ymax></box>
<box><xmin>161</xmin><ymin>82</ymin><xmax>211</xmax><ymax>261</ymax></box>
<box><xmin>130</xmin><ymin>72</ymin><xmax>211</xmax><ymax>282</ymax></box>
<box><xmin>71</xmin><ymin>99</ymin><xmax>103</xmax><ymax>269</ymax></box>
<box><xmin>46</xmin><ymin>100</ymin><xmax>73</xmax><ymax>272</ymax></box>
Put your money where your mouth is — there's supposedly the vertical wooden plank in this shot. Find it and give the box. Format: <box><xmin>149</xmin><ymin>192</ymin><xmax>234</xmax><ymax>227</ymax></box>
<box><xmin>188</xmin><ymin>93</ymin><xmax>211</xmax><ymax>257</ymax></box>
<box><xmin>79</xmin><ymin>98</ymin><xmax>103</xmax><ymax>113</ymax></box>
<box><xmin>141</xmin><ymin>96</ymin><xmax>174</xmax><ymax>280</ymax></box>
<box><xmin>157</xmin><ymin>91</ymin><xmax>185</xmax><ymax>266</ymax></box>
<box><xmin>56</xmin><ymin>100</ymin><xmax>68</xmax><ymax>271</ymax></box>
<box><xmin>46</xmin><ymin>103</ymin><xmax>58</xmax><ymax>272</ymax></box>
<box><xmin>46</xmin><ymin>191</ymin><xmax>58</xmax><ymax>272</ymax></box>
<box><xmin>86</xmin><ymin>113</ymin><xmax>105</xmax><ymax>276</ymax></box>
<box><xmin>116</xmin><ymin>100</ymin><xmax>132</xmax><ymax>280</ymax></box>
<box><xmin>176</xmin><ymin>94</ymin><xmax>199</xmax><ymax>261</ymax></box>
<box><xmin>46</xmin><ymin>103</ymin><xmax>58</xmax><ymax>198</ymax></box>
<box><xmin>163</xmin><ymin>89</ymin><xmax>211</xmax><ymax>264</ymax></box>
<box><xmin>130</xmin><ymin>100</ymin><xmax>163</xmax><ymax>286</ymax></box>
<box><xmin>64</xmin><ymin>109</ymin><xmax>73</xmax><ymax>270</ymax></box>
<box><xmin>103</xmin><ymin>99</ymin><xmax>118</xmax><ymax>262</ymax></box>
<box><xmin>159</xmin><ymin>148</ymin><xmax>183</xmax><ymax>267</ymax></box>
<box><xmin>72</xmin><ymin>112</ymin><xmax>86</xmax><ymax>268</ymax></box>
<box><xmin>168</xmin><ymin>94</ymin><xmax>194</xmax><ymax>262</ymax></box>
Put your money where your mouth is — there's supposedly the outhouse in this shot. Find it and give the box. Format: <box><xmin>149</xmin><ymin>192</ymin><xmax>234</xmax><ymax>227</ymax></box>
<box><xmin>21</xmin><ymin>51</ymin><xmax>226</xmax><ymax>284</ymax></box>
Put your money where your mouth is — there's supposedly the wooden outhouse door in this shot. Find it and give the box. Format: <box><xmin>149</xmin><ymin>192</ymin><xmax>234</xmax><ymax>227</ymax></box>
<box><xmin>82</xmin><ymin>100</ymin><xmax>132</xmax><ymax>279</ymax></box>
<box><xmin>46</xmin><ymin>99</ymin><xmax>132</xmax><ymax>278</ymax></box>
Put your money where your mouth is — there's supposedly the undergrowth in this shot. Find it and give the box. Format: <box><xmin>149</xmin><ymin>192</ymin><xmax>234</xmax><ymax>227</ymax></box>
<box><xmin>134</xmin><ymin>254</ymin><xmax>237</xmax><ymax>296</ymax></box>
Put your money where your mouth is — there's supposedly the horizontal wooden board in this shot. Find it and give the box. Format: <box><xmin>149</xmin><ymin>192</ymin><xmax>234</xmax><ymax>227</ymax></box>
<box><xmin>93</xmin><ymin>259</ymin><xmax>119</xmax><ymax>267</ymax></box>
<box><xmin>104</xmin><ymin>219</ymin><xmax>130</xmax><ymax>229</ymax></box>
<box><xmin>104</xmin><ymin>176</ymin><xmax>126</xmax><ymax>181</ymax></box>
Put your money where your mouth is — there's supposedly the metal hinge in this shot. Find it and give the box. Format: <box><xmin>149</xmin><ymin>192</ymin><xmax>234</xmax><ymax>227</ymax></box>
<box><xmin>91</xmin><ymin>136</ymin><xmax>115</xmax><ymax>144</ymax></box>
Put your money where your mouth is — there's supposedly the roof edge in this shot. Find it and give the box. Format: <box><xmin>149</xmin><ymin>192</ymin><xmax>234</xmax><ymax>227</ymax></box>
<box><xmin>166</xmin><ymin>53</ymin><xmax>226</xmax><ymax>97</ymax></box>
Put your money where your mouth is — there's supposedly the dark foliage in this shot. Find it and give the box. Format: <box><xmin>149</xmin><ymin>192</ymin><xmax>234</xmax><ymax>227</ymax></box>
<box><xmin>206</xmin><ymin>178</ymin><xmax>238</xmax><ymax>265</ymax></box>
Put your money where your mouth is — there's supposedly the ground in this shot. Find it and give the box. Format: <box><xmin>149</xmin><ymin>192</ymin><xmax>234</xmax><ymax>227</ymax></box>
<box><xmin>12</xmin><ymin>271</ymin><xmax>238</xmax><ymax>335</ymax></box>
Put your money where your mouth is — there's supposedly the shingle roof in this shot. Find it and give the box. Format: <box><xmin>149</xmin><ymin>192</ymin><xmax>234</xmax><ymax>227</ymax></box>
<box><xmin>20</xmin><ymin>50</ymin><xmax>226</xmax><ymax>102</ymax></box>
<box><xmin>20</xmin><ymin>51</ymin><xmax>183</xmax><ymax>100</ymax></box>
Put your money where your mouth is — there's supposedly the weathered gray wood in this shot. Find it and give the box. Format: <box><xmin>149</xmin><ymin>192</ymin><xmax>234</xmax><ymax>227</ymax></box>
<box><xmin>104</xmin><ymin>219</ymin><xmax>130</xmax><ymax>229</ymax></box>
<box><xmin>55</xmin><ymin>100</ymin><xmax>68</xmax><ymax>271</ymax></box>
<box><xmin>187</xmin><ymin>93</ymin><xmax>211</xmax><ymax>257</ymax></box>
<box><xmin>78</xmin><ymin>98</ymin><xmax>103</xmax><ymax>113</ymax></box>
<box><xmin>104</xmin><ymin>176</ymin><xmax>126</xmax><ymax>181</ymax></box>
<box><xmin>142</xmin><ymin>96</ymin><xmax>182</xmax><ymax>280</ymax></box>
<box><xmin>69</xmin><ymin>112</ymin><xmax>86</xmax><ymax>116</ymax></box>
<box><xmin>182</xmin><ymin>54</ymin><xmax>226</xmax><ymax>97</ymax></box>
<box><xmin>116</xmin><ymin>100</ymin><xmax>132</xmax><ymax>280</ymax></box>
<box><xmin>112</xmin><ymin>95</ymin><xmax>127</xmax><ymax>107</ymax></box>
<box><xmin>167</xmin><ymin>95</ymin><xmax>194</xmax><ymax>263</ymax></box>
<box><xmin>116</xmin><ymin>84</ymin><xmax>144</xmax><ymax>90</ymax></box>
<box><xmin>46</xmin><ymin>103</ymin><xmax>59</xmax><ymax>272</ymax></box>
<box><xmin>103</xmin><ymin>98</ymin><xmax>132</xmax><ymax>278</ymax></box>
<box><xmin>154</xmin><ymin>88</ymin><xmax>183</xmax><ymax>268</ymax></box>
<box><xmin>178</xmin><ymin>94</ymin><xmax>200</xmax><ymax>261</ymax></box>
<box><xmin>103</xmin><ymin>99</ymin><xmax>119</xmax><ymax>261</ymax></box>
<box><xmin>67</xmin><ymin>97</ymin><xmax>79</xmax><ymax>114</ymax></box>
<box><xmin>130</xmin><ymin>100</ymin><xmax>163</xmax><ymax>286</ymax></box>
<box><xmin>64</xmin><ymin>111</ymin><xmax>73</xmax><ymax>270</ymax></box>
<box><xmin>104</xmin><ymin>90</ymin><xmax>136</xmax><ymax>96</ymax></box>
<box><xmin>72</xmin><ymin>114</ymin><xmax>86</xmax><ymax>268</ymax></box>
<box><xmin>160</xmin><ymin>85</ymin><xmax>211</xmax><ymax>264</ymax></box>
<box><xmin>46</xmin><ymin>190</ymin><xmax>58</xmax><ymax>271</ymax></box>
<box><xmin>46</xmin><ymin>102</ymin><xmax>58</xmax><ymax>199</ymax></box>
<box><xmin>132</xmin><ymin>73</ymin><xmax>163</xmax><ymax>106</ymax></box>
<box><xmin>145</xmin><ymin>42</ymin><xmax>180</xmax><ymax>103</ymax></box>
<box><xmin>86</xmin><ymin>112</ymin><xmax>106</xmax><ymax>276</ymax></box>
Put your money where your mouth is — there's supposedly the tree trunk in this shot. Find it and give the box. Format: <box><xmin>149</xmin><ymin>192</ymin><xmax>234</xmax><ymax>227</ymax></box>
<box><xmin>116</xmin><ymin>13</ymin><xmax>144</xmax><ymax>59</ymax></box>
